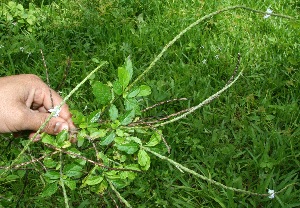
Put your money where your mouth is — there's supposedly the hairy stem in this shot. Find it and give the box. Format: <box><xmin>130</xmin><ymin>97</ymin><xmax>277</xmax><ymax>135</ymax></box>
<box><xmin>128</xmin><ymin>5</ymin><xmax>294</xmax><ymax>89</ymax></box>
<box><xmin>154</xmin><ymin>69</ymin><xmax>243</xmax><ymax>127</ymax></box>
<box><xmin>59</xmin><ymin>152</ymin><xmax>70</xmax><ymax>208</ymax></box>
<box><xmin>108</xmin><ymin>179</ymin><xmax>132</xmax><ymax>208</ymax></box>
<box><xmin>142</xmin><ymin>146</ymin><xmax>296</xmax><ymax>197</ymax></box>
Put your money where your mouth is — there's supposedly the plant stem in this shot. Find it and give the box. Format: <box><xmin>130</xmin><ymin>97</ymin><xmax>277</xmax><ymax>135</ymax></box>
<box><xmin>142</xmin><ymin>146</ymin><xmax>296</xmax><ymax>197</ymax></box>
<box><xmin>60</xmin><ymin>152</ymin><xmax>70</xmax><ymax>208</ymax></box>
<box><xmin>108</xmin><ymin>179</ymin><xmax>132</xmax><ymax>208</ymax></box>
<box><xmin>154</xmin><ymin>69</ymin><xmax>243</xmax><ymax>127</ymax></box>
<box><xmin>128</xmin><ymin>5</ymin><xmax>294</xmax><ymax>89</ymax></box>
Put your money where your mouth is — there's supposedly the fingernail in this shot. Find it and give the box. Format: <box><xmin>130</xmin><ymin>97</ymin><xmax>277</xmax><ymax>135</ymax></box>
<box><xmin>54</xmin><ymin>122</ymin><xmax>69</xmax><ymax>133</ymax></box>
<box><xmin>54</xmin><ymin>122</ymin><xmax>61</xmax><ymax>133</ymax></box>
<box><xmin>61</xmin><ymin>123</ymin><xmax>69</xmax><ymax>131</ymax></box>
<box><xmin>32</xmin><ymin>134</ymin><xmax>41</xmax><ymax>142</ymax></box>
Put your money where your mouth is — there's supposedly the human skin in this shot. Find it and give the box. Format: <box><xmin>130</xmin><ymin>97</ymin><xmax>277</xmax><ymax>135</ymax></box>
<box><xmin>0</xmin><ymin>74</ymin><xmax>75</xmax><ymax>139</ymax></box>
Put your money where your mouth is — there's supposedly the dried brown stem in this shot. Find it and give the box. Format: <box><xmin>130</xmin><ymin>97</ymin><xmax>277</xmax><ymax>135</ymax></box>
<box><xmin>141</xmin><ymin>98</ymin><xmax>188</xmax><ymax>112</ymax></box>
<box><xmin>56</xmin><ymin>56</ymin><xmax>72</xmax><ymax>91</ymax></box>
<box><xmin>0</xmin><ymin>151</ymin><xmax>59</xmax><ymax>170</ymax></box>
<box><xmin>226</xmin><ymin>53</ymin><xmax>241</xmax><ymax>86</ymax></box>
<box><xmin>40</xmin><ymin>49</ymin><xmax>54</xmax><ymax>108</ymax></box>
<box><xmin>131</xmin><ymin>53</ymin><xmax>242</xmax><ymax>127</ymax></box>
<box><xmin>107</xmin><ymin>189</ymin><xmax>120</xmax><ymax>208</ymax></box>
<box><xmin>92</xmin><ymin>142</ymin><xmax>100</xmax><ymax>162</ymax></box>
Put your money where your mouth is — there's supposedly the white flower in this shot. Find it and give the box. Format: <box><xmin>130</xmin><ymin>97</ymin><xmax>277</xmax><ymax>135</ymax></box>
<box><xmin>268</xmin><ymin>189</ymin><xmax>275</xmax><ymax>199</ymax></box>
<box><xmin>20</xmin><ymin>47</ymin><xmax>24</xmax><ymax>52</ymax></box>
<box><xmin>202</xmin><ymin>59</ymin><xmax>207</xmax><ymax>64</ymax></box>
<box><xmin>215</xmin><ymin>55</ymin><xmax>219</xmax><ymax>59</ymax></box>
<box><xmin>12</xmin><ymin>22</ymin><xmax>17</xmax><ymax>26</ymax></box>
<box><xmin>264</xmin><ymin>8</ymin><xmax>273</xmax><ymax>19</ymax></box>
<box><xmin>48</xmin><ymin>106</ymin><xmax>61</xmax><ymax>117</ymax></box>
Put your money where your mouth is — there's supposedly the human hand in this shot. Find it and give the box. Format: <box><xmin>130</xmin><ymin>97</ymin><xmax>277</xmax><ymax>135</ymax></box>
<box><xmin>0</xmin><ymin>74</ymin><xmax>76</xmax><ymax>139</ymax></box>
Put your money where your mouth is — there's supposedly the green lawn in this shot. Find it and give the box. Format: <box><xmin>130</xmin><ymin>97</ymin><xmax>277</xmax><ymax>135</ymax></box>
<box><xmin>0</xmin><ymin>0</ymin><xmax>299</xmax><ymax>207</ymax></box>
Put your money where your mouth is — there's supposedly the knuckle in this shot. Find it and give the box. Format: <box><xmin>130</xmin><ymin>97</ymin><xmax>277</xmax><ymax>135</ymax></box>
<box><xmin>27</xmin><ymin>74</ymin><xmax>42</xmax><ymax>82</ymax></box>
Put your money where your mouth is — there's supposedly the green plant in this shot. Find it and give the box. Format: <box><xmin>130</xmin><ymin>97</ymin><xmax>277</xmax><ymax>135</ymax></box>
<box><xmin>0</xmin><ymin>3</ymin><xmax>299</xmax><ymax>207</ymax></box>
<box><xmin>0</xmin><ymin>1</ymin><xmax>43</xmax><ymax>33</ymax></box>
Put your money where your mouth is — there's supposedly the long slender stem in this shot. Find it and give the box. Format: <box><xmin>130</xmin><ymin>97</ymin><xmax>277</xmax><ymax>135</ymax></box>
<box><xmin>40</xmin><ymin>49</ymin><xmax>54</xmax><ymax>108</ymax></box>
<box><xmin>128</xmin><ymin>5</ymin><xmax>294</xmax><ymax>89</ymax></box>
<box><xmin>142</xmin><ymin>146</ymin><xmax>296</xmax><ymax>197</ymax></box>
<box><xmin>60</xmin><ymin>152</ymin><xmax>70</xmax><ymax>208</ymax></box>
<box><xmin>108</xmin><ymin>179</ymin><xmax>132</xmax><ymax>208</ymax></box>
<box><xmin>154</xmin><ymin>69</ymin><xmax>243</xmax><ymax>127</ymax></box>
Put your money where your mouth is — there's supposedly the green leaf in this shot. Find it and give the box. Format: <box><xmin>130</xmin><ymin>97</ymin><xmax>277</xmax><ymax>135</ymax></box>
<box><xmin>64</xmin><ymin>179</ymin><xmax>76</xmax><ymax>190</ymax></box>
<box><xmin>26</xmin><ymin>17</ymin><xmax>34</xmax><ymax>25</ymax></box>
<box><xmin>110</xmin><ymin>178</ymin><xmax>128</xmax><ymax>189</ymax></box>
<box><xmin>113</xmin><ymin>80</ymin><xmax>123</xmax><ymax>95</ymax></box>
<box><xmin>127</xmin><ymin>136</ymin><xmax>142</xmax><ymax>145</ymax></box>
<box><xmin>70</xmin><ymin>110</ymin><xmax>85</xmax><ymax>125</ymax></box>
<box><xmin>116</xmin><ymin>129</ymin><xmax>124</xmax><ymax>137</ymax></box>
<box><xmin>114</xmin><ymin>137</ymin><xmax>125</xmax><ymax>144</ymax></box>
<box><xmin>67</xmin><ymin>148</ymin><xmax>82</xmax><ymax>159</ymax></box>
<box><xmin>88</xmin><ymin>110</ymin><xmax>101</xmax><ymax>123</ymax></box>
<box><xmin>5</xmin><ymin>174</ymin><xmax>19</xmax><ymax>181</ymax></box>
<box><xmin>56</xmin><ymin>130</ymin><xmax>68</xmax><ymax>147</ymax></box>
<box><xmin>120</xmin><ymin>110</ymin><xmax>135</xmax><ymax>125</ymax></box>
<box><xmin>266</xmin><ymin>115</ymin><xmax>275</xmax><ymax>121</ymax></box>
<box><xmin>145</xmin><ymin>131</ymin><xmax>162</xmax><ymax>147</ymax></box>
<box><xmin>138</xmin><ymin>149</ymin><xmax>151</xmax><ymax>170</ymax></box>
<box><xmin>90</xmin><ymin>129</ymin><xmax>107</xmax><ymax>139</ymax></box>
<box><xmin>127</xmin><ymin>87</ymin><xmax>140</xmax><ymax>98</ymax></box>
<box><xmin>125</xmin><ymin>56</ymin><xmax>133</xmax><ymax>80</ymax></box>
<box><xmin>62</xmin><ymin>141</ymin><xmax>71</xmax><ymax>148</ymax></box>
<box><xmin>116</xmin><ymin>141</ymin><xmax>139</xmax><ymax>154</ymax></box>
<box><xmin>42</xmin><ymin>134</ymin><xmax>56</xmax><ymax>146</ymax></box>
<box><xmin>96</xmin><ymin>180</ymin><xmax>108</xmax><ymax>194</ymax></box>
<box><xmin>77</xmin><ymin>130</ymin><xmax>87</xmax><ymax>147</ymax></box>
<box><xmin>125</xmin><ymin>164</ymin><xmax>140</xmax><ymax>171</ymax></box>
<box><xmin>100</xmin><ymin>132</ymin><xmax>115</xmax><ymax>146</ymax></box>
<box><xmin>118</xmin><ymin>66</ymin><xmax>130</xmax><ymax>89</ymax></box>
<box><xmin>63</xmin><ymin>164</ymin><xmax>82</xmax><ymax>178</ymax></box>
<box><xmin>138</xmin><ymin>150</ymin><xmax>148</xmax><ymax>166</ymax></box>
<box><xmin>17</xmin><ymin>170</ymin><xmax>26</xmax><ymax>178</ymax></box>
<box><xmin>98</xmin><ymin>152</ymin><xmax>110</xmax><ymax>166</ymax></box>
<box><xmin>44</xmin><ymin>171</ymin><xmax>60</xmax><ymax>180</ymax></box>
<box><xmin>92</xmin><ymin>81</ymin><xmax>112</xmax><ymax>105</ymax></box>
<box><xmin>124</xmin><ymin>98</ymin><xmax>140</xmax><ymax>113</ymax></box>
<box><xmin>43</xmin><ymin>158</ymin><xmax>57</xmax><ymax>168</ymax></box>
<box><xmin>40</xmin><ymin>182</ymin><xmax>58</xmax><ymax>197</ymax></box>
<box><xmin>85</xmin><ymin>176</ymin><xmax>103</xmax><ymax>186</ymax></box>
<box><xmin>91</xmin><ymin>58</ymin><xmax>100</xmax><ymax>63</ymax></box>
<box><xmin>111</xmin><ymin>120</ymin><xmax>121</xmax><ymax>129</ymax></box>
<box><xmin>120</xmin><ymin>171</ymin><xmax>136</xmax><ymax>181</ymax></box>
<box><xmin>109</xmin><ymin>104</ymin><xmax>119</xmax><ymax>121</ymax></box>
<box><xmin>137</xmin><ymin>85</ymin><xmax>151</xmax><ymax>97</ymax></box>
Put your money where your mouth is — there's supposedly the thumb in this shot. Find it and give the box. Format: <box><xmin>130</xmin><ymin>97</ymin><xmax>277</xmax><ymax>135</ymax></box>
<box><xmin>25</xmin><ymin>111</ymin><xmax>70</xmax><ymax>135</ymax></box>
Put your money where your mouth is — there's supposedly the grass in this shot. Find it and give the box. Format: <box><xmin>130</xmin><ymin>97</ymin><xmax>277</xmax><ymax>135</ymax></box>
<box><xmin>0</xmin><ymin>0</ymin><xmax>299</xmax><ymax>207</ymax></box>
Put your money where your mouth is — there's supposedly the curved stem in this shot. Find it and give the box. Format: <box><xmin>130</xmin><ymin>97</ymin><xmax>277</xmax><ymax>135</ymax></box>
<box><xmin>143</xmin><ymin>146</ymin><xmax>296</xmax><ymax>197</ymax></box>
<box><xmin>155</xmin><ymin>69</ymin><xmax>243</xmax><ymax>127</ymax></box>
<box><xmin>128</xmin><ymin>5</ymin><xmax>294</xmax><ymax>90</ymax></box>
